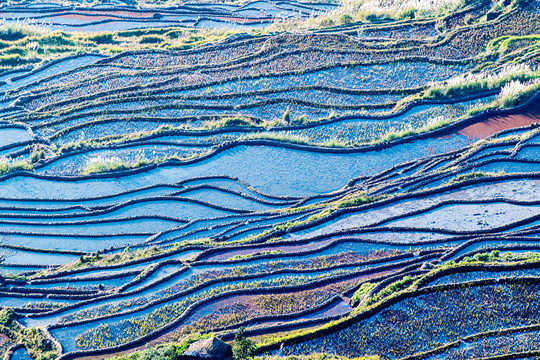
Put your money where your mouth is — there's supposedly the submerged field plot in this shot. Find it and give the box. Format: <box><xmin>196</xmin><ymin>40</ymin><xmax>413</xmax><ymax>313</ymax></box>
<box><xmin>0</xmin><ymin>0</ymin><xmax>539</xmax><ymax>359</ymax></box>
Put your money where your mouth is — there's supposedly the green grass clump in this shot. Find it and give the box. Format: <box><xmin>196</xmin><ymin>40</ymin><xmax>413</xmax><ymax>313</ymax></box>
<box><xmin>350</xmin><ymin>282</ymin><xmax>375</xmax><ymax>307</ymax></box>
<box><xmin>110</xmin><ymin>339</ymin><xmax>197</xmax><ymax>360</ymax></box>
<box><xmin>0</xmin><ymin>160</ymin><xmax>33</xmax><ymax>176</ymax></box>
<box><xmin>30</xmin><ymin>150</ymin><xmax>45</xmax><ymax>163</ymax></box>
<box><xmin>467</xmin><ymin>79</ymin><xmax>540</xmax><ymax>115</ymax></box>
<box><xmin>228</xmin><ymin>250</ymin><xmax>285</xmax><ymax>260</ymax></box>
<box><xmin>89</xmin><ymin>33</ymin><xmax>115</xmax><ymax>44</ymax></box>
<box><xmin>0</xmin><ymin>23</ymin><xmax>41</xmax><ymax>41</ymax></box>
<box><xmin>463</xmin><ymin>250</ymin><xmax>501</xmax><ymax>263</ymax></box>
<box><xmin>0</xmin><ymin>308</ymin><xmax>56</xmax><ymax>360</ymax></box>
<box><xmin>447</xmin><ymin>170</ymin><xmax>504</xmax><ymax>184</ymax></box>
<box><xmin>219</xmin><ymin>116</ymin><xmax>258</xmax><ymax>128</ymax></box>
<box><xmin>0</xmin><ymin>308</ymin><xmax>14</xmax><ymax>326</ymax></box>
<box><xmin>140</xmin><ymin>35</ymin><xmax>163</xmax><ymax>44</ymax></box>
<box><xmin>233</xmin><ymin>327</ymin><xmax>256</xmax><ymax>360</ymax></box>
<box><xmin>83</xmin><ymin>158</ymin><xmax>130</xmax><ymax>174</ymax></box>
<box><xmin>42</xmin><ymin>246</ymin><xmax>165</xmax><ymax>275</ymax></box>
<box><xmin>495</xmin><ymin>79</ymin><xmax>540</xmax><ymax>108</ymax></box>
<box><xmin>337</xmin><ymin>194</ymin><xmax>387</xmax><ymax>208</ymax></box>
<box><xmin>40</xmin><ymin>33</ymin><xmax>74</xmax><ymax>46</ymax></box>
<box><xmin>425</xmin><ymin>67</ymin><xmax>540</xmax><ymax>100</ymax></box>
<box><xmin>365</xmin><ymin>276</ymin><xmax>416</xmax><ymax>306</ymax></box>
<box><xmin>0</xmin><ymin>54</ymin><xmax>21</xmax><ymax>66</ymax></box>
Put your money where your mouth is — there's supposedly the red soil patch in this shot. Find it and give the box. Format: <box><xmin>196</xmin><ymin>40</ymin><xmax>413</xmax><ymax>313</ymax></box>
<box><xmin>459</xmin><ymin>113</ymin><xmax>540</xmax><ymax>139</ymax></box>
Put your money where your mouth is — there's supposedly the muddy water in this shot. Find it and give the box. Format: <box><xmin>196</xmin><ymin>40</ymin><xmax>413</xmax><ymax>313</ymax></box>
<box><xmin>459</xmin><ymin>113</ymin><xmax>540</xmax><ymax>139</ymax></box>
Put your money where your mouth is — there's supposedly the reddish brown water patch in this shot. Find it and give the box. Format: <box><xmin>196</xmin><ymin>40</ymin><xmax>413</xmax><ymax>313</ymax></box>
<box><xmin>206</xmin><ymin>238</ymin><xmax>336</xmax><ymax>261</ymax></box>
<box><xmin>59</xmin><ymin>14</ymin><xmax>115</xmax><ymax>21</ymax></box>
<box><xmin>103</xmin><ymin>11</ymin><xmax>155</xmax><ymax>17</ymax></box>
<box><xmin>459</xmin><ymin>113</ymin><xmax>540</xmax><ymax>139</ymax></box>
<box><xmin>217</xmin><ymin>17</ymin><xmax>271</xmax><ymax>23</ymax></box>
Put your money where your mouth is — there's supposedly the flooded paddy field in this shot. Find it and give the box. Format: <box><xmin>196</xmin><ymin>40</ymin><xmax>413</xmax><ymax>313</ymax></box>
<box><xmin>0</xmin><ymin>0</ymin><xmax>539</xmax><ymax>359</ymax></box>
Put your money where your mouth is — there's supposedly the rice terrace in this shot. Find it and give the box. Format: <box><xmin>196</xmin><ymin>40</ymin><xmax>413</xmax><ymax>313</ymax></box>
<box><xmin>0</xmin><ymin>0</ymin><xmax>539</xmax><ymax>359</ymax></box>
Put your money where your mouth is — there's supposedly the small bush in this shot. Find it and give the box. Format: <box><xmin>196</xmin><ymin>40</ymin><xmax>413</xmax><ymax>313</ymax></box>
<box><xmin>90</xmin><ymin>33</ymin><xmax>115</xmax><ymax>44</ymax></box>
<box><xmin>435</xmin><ymin>19</ymin><xmax>446</xmax><ymax>32</ymax></box>
<box><xmin>233</xmin><ymin>328</ymin><xmax>255</xmax><ymax>360</ymax></box>
<box><xmin>4</xmin><ymin>46</ymin><xmax>25</xmax><ymax>55</ymax></box>
<box><xmin>320</xmin><ymin>18</ymin><xmax>335</xmax><ymax>27</ymax></box>
<box><xmin>0</xmin><ymin>308</ymin><xmax>14</xmax><ymax>326</ymax></box>
<box><xmin>0</xmin><ymin>28</ymin><xmax>27</xmax><ymax>41</ymax></box>
<box><xmin>165</xmin><ymin>30</ymin><xmax>184</xmax><ymax>39</ymax></box>
<box><xmin>0</xmin><ymin>159</ymin><xmax>33</xmax><ymax>176</ymax></box>
<box><xmin>30</xmin><ymin>150</ymin><xmax>45</xmax><ymax>163</ymax></box>
<box><xmin>40</xmin><ymin>33</ymin><xmax>74</xmax><ymax>46</ymax></box>
<box><xmin>351</xmin><ymin>283</ymin><xmax>375</xmax><ymax>306</ymax></box>
<box><xmin>83</xmin><ymin>156</ymin><xmax>128</xmax><ymax>174</ymax></box>
<box><xmin>282</xmin><ymin>110</ymin><xmax>291</xmax><ymax>123</ymax></box>
<box><xmin>140</xmin><ymin>35</ymin><xmax>163</xmax><ymax>44</ymax></box>
<box><xmin>447</xmin><ymin>172</ymin><xmax>489</xmax><ymax>184</ymax></box>
<box><xmin>400</xmin><ymin>8</ymin><xmax>417</xmax><ymax>19</ymax></box>
<box><xmin>337</xmin><ymin>195</ymin><xmax>386</xmax><ymax>208</ymax></box>
<box><xmin>340</xmin><ymin>14</ymin><xmax>354</xmax><ymax>24</ymax></box>
<box><xmin>0</xmin><ymin>54</ymin><xmax>19</xmax><ymax>66</ymax></box>
<box><xmin>221</xmin><ymin>117</ymin><xmax>254</xmax><ymax>127</ymax></box>
<box><xmin>365</xmin><ymin>13</ymin><xmax>392</xmax><ymax>22</ymax></box>
<box><xmin>511</xmin><ymin>0</ymin><xmax>532</xmax><ymax>8</ymax></box>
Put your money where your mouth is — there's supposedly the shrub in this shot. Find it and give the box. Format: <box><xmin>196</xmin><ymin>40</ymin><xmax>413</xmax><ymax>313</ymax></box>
<box><xmin>0</xmin><ymin>26</ymin><xmax>29</xmax><ymax>41</ymax></box>
<box><xmin>221</xmin><ymin>117</ymin><xmax>254</xmax><ymax>127</ymax></box>
<box><xmin>435</xmin><ymin>19</ymin><xmax>446</xmax><ymax>32</ymax></box>
<box><xmin>40</xmin><ymin>33</ymin><xmax>74</xmax><ymax>46</ymax></box>
<box><xmin>0</xmin><ymin>308</ymin><xmax>14</xmax><ymax>326</ymax></box>
<box><xmin>320</xmin><ymin>18</ymin><xmax>335</xmax><ymax>27</ymax></box>
<box><xmin>340</xmin><ymin>14</ymin><xmax>354</xmax><ymax>24</ymax></box>
<box><xmin>400</xmin><ymin>8</ymin><xmax>417</xmax><ymax>19</ymax></box>
<box><xmin>83</xmin><ymin>156</ymin><xmax>128</xmax><ymax>174</ymax></box>
<box><xmin>447</xmin><ymin>171</ymin><xmax>495</xmax><ymax>184</ymax></box>
<box><xmin>337</xmin><ymin>195</ymin><xmax>387</xmax><ymax>208</ymax></box>
<box><xmin>496</xmin><ymin>79</ymin><xmax>540</xmax><ymax>108</ymax></box>
<box><xmin>365</xmin><ymin>13</ymin><xmax>392</xmax><ymax>22</ymax></box>
<box><xmin>0</xmin><ymin>158</ymin><xmax>33</xmax><ymax>176</ymax></box>
<box><xmin>425</xmin><ymin>64</ymin><xmax>540</xmax><ymax>100</ymax></box>
<box><xmin>0</xmin><ymin>54</ymin><xmax>19</xmax><ymax>66</ymax></box>
<box><xmin>282</xmin><ymin>110</ymin><xmax>291</xmax><ymax>123</ymax></box>
<box><xmin>30</xmin><ymin>150</ymin><xmax>45</xmax><ymax>163</ymax></box>
<box><xmin>233</xmin><ymin>328</ymin><xmax>255</xmax><ymax>360</ymax></box>
<box><xmin>511</xmin><ymin>0</ymin><xmax>532</xmax><ymax>8</ymax></box>
<box><xmin>140</xmin><ymin>35</ymin><xmax>163</xmax><ymax>44</ymax></box>
<box><xmin>464</xmin><ymin>13</ymin><xmax>474</xmax><ymax>24</ymax></box>
<box><xmin>351</xmin><ymin>283</ymin><xmax>375</xmax><ymax>306</ymax></box>
<box><xmin>90</xmin><ymin>33</ymin><xmax>115</xmax><ymax>44</ymax></box>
